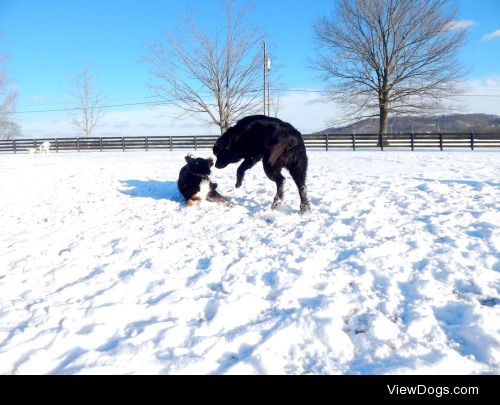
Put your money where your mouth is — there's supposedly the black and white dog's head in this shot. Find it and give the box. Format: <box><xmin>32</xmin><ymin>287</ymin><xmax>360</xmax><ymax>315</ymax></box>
<box><xmin>184</xmin><ymin>154</ymin><xmax>213</xmax><ymax>176</ymax></box>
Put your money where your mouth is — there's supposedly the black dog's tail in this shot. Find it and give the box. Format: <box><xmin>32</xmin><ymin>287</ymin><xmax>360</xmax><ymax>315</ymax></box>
<box><xmin>287</xmin><ymin>141</ymin><xmax>308</xmax><ymax>172</ymax></box>
<box><xmin>267</xmin><ymin>131</ymin><xmax>290</xmax><ymax>163</ymax></box>
<box><xmin>268</xmin><ymin>136</ymin><xmax>305</xmax><ymax>168</ymax></box>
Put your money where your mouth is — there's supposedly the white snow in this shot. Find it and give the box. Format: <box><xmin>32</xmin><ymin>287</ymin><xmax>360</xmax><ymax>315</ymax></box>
<box><xmin>0</xmin><ymin>150</ymin><xmax>499</xmax><ymax>375</ymax></box>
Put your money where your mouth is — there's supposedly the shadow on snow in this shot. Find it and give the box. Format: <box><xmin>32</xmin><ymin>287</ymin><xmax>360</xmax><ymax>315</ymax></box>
<box><xmin>120</xmin><ymin>180</ymin><xmax>183</xmax><ymax>203</ymax></box>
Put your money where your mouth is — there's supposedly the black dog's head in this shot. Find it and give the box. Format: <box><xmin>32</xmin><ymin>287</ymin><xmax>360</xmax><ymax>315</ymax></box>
<box><xmin>184</xmin><ymin>154</ymin><xmax>213</xmax><ymax>176</ymax></box>
<box><xmin>213</xmin><ymin>127</ymin><xmax>243</xmax><ymax>169</ymax></box>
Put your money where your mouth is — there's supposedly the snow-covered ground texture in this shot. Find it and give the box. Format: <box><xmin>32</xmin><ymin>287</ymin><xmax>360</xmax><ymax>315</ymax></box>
<box><xmin>1</xmin><ymin>150</ymin><xmax>499</xmax><ymax>375</ymax></box>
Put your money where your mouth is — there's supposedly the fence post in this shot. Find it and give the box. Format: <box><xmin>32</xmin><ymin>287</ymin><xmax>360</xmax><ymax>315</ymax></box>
<box><xmin>352</xmin><ymin>133</ymin><xmax>356</xmax><ymax>151</ymax></box>
<box><xmin>145</xmin><ymin>137</ymin><xmax>149</xmax><ymax>152</ymax></box>
<box><xmin>410</xmin><ymin>133</ymin><xmax>414</xmax><ymax>151</ymax></box>
<box><xmin>325</xmin><ymin>134</ymin><xmax>329</xmax><ymax>151</ymax></box>
<box><xmin>470</xmin><ymin>133</ymin><xmax>475</xmax><ymax>151</ymax></box>
<box><xmin>439</xmin><ymin>133</ymin><xmax>443</xmax><ymax>151</ymax></box>
<box><xmin>379</xmin><ymin>134</ymin><xmax>384</xmax><ymax>151</ymax></box>
<box><xmin>194</xmin><ymin>136</ymin><xmax>198</xmax><ymax>151</ymax></box>
<box><xmin>55</xmin><ymin>138</ymin><xmax>59</xmax><ymax>153</ymax></box>
<box><xmin>99</xmin><ymin>137</ymin><xmax>103</xmax><ymax>152</ymax></box>
<box><xmin>122</xmin><ymin>137</ymin><xmax>125</xmax><ymax>152</ymax></box>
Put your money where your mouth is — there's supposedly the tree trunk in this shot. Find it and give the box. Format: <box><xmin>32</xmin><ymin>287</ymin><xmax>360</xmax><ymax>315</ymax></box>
<box><xmin>378</xmin><ymin>100</ymin><xmax>388</xmax><ymax>147</ymax></box>
<box><xmin>379</xmin><ymin>104</ymin><xmax>388</xmax><ymax>134</ymax></box>
<box><xmin>220</xmin><ymin>122</ymin><xmax>228</xmax><ymax>135</ymax></box>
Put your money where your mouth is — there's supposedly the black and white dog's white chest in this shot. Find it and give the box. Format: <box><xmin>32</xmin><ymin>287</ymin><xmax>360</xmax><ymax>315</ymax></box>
<box><xmin>195</xmin><ymin>179</ymin><xmax>211</xmax><ymax>200</ymax></box>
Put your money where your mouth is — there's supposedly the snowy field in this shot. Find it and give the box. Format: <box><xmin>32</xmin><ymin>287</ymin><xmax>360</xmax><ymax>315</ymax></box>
<box><xmin>0</xmin><ymin>150</ymin><xmax>499</xmax><ymax>375</ymax></box>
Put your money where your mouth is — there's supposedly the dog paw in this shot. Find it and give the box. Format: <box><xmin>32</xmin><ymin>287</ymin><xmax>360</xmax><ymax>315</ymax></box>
<box><xmin>271</xmin><ymin>199</ymin><xmax>283</xmax><ymax>210</ymax></box>
<box><xmin>300</xmin><ymin>202</ymin><xmax>311</xmax><ymax>214</ymax></box>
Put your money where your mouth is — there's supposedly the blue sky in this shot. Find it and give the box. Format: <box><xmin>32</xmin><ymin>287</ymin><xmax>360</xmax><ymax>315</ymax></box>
<box><xmin>1</xmin><ymin>0</ymin><xmax>500</xmax><ymax>135</ymax></box>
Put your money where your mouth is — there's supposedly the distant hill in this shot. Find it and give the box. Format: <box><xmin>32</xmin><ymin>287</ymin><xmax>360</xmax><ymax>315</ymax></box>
<box><xmin>319</xmin><ymin>114</ymin><xmax>500</xmax><ymax>134</ymax></box>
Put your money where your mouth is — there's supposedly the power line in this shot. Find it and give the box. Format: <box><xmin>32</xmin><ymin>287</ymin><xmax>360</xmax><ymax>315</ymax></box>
<box><xmin>17</xmin><ymin>95</ymin><xmax>161</xmax><ymax>109</ymax></box>
<box><xmin>10</xmin><ymin>100</ymin><xmax>174</xmax><ymax>114</ymax></box>
<box><xmin>7</xmin><ymin>89</ymin><xmax>500</xmax><ymax>115</ymax></box>
<box><xmin>453</xmin><ymin>94</ymin><xmax>500</xmax><ymax>97</ymax></box>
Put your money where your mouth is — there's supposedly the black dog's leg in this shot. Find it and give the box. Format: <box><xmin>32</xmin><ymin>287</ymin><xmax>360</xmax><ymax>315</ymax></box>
<box><xmin>236</xmin><ymin>158</ymin><xmax>257</xmax><ymax>188</ymax></box>
<box><xmin>288</xmin><ymin>162</ymin><xmax>311</xmax><ymax>214</ymax></box>
<box><xmin>263</xmin><ymin>162</ymin><xmax>286</xmax><ymax>209</ymax></box>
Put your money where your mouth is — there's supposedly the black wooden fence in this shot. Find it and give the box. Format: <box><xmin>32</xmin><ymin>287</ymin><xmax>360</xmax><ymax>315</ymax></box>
<box><xmin>1</xmin><ymin>133</ymin><xmax>500</xmax><ymax>154</ymax></box>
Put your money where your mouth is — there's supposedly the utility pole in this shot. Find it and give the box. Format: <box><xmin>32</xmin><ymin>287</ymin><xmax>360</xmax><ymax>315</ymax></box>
<box><xmin>267</xmin><ymin>56</ymin><xmax>271</xmax><ymax>116</ymax></box>
<box><xmin>262</xmin><ymin>41</ymin><xmax>272</xmax><ymax>116</ymax></box>
<box><xmin>262</xmin><ymin>41</ymin><xmax>267</xmax><ymax>115</ymax></box>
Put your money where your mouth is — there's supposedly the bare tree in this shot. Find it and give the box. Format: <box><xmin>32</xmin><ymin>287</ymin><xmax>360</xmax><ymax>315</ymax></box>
<box><xmin>145</xmin><ymin>0</ymin><xmax>263</xmax><ymax>134</ymax></box>
<box><xmin>68</xmin><ymin>66</ymin><xmax>106</xmax><ymax>137</ymax></box>
<box><xmin>313</xmin><ymin>0</ymin><xmax>468</xmax><ymax>136</ymax></box>
<box><xmin>0</xmin><ymin>121</ymin><xmax>22</xmax><ymax>140</ymax></box>
<box><xmin>0</xmin><ymin>53</ymin><xmax>19</xmax><ymax>140</ymax></box>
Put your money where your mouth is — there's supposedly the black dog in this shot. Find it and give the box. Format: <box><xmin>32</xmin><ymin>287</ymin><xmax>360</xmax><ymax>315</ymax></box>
<box><xmin>178</xmin><ymin>155</ymin><xmax>229</xmax><ymax>207</ymax></box>
<box><xmin>213</xmin><ymin>115</ymin><xmax>311</xmax><ymax>213</ymax></box>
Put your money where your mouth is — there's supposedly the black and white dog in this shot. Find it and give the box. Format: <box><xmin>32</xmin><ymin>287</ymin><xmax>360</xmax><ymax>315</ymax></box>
<box><xmin>213</xmin><ymin>115</ymin><xmax>311</xmax><ymax>213</ymax></box>
<box><xmin>177</xmin><ymin>155</ymin><xmax>229</xmax><ymax>207</ymax></box>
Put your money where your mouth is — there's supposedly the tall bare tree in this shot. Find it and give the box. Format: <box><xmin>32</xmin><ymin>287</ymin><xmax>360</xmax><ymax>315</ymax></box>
<box><xmin>313</xmin><ymin>0</ymin><xmax>468</xmax><ymax>135</ymax></box>
<box><xmin>145</xmin><ymin>0</ymin><xmax>263</xmax><ymax>134</ymax></box>
<box><xmin>68</xmin><ymin>66</ymin><xmax>106</xmax><ymax>137</ymax></box>
<box><xmin>0</xmin><ymin>53</ymin><xmax>19</xmax><ymax>140</ymax></box>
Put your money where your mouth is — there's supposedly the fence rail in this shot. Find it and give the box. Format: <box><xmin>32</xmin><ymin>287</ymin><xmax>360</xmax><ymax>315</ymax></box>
<box><xmin>1</xmin><ymin>133</ymin><xmax>500</xmax><ymax>154</ymax></box>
